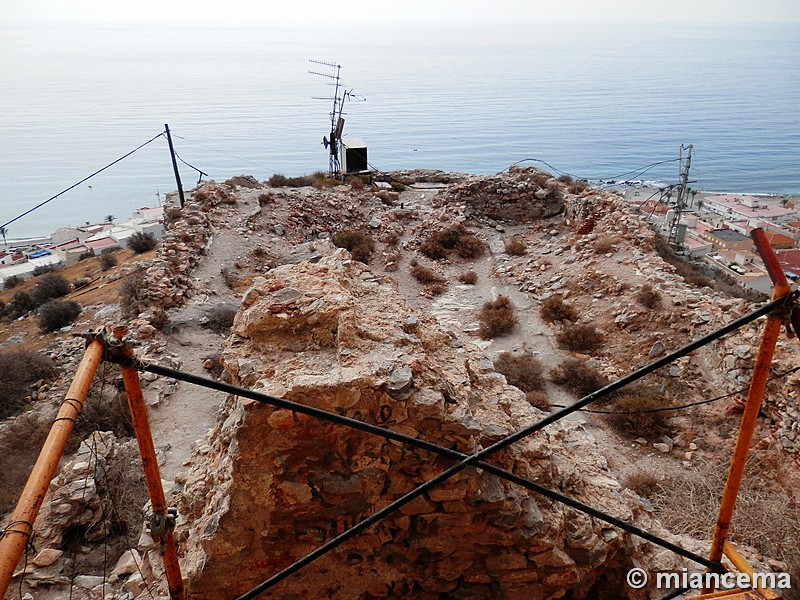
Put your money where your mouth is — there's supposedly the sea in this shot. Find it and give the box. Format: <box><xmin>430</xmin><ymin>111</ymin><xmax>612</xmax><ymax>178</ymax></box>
<box><xmin>1</xmin><ymin>21</ymin><xmax>799</xmax><ymax>240</ymax></box>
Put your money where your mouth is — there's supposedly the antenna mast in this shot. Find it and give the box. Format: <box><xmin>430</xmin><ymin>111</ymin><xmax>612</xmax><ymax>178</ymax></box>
<box><xmin>668</xmin><ymin>144</ymin><xmax>693</xmax><ymax>246</ymax></box>
<box><xmin>309</xmin><ymin>60</ymin><xmax>361</xmax><ymax>177</ymax></box>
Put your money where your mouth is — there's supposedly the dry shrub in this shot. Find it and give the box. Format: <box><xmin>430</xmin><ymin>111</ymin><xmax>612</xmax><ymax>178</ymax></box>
<box><xmin>100</xmin><ymin>251</ymin><xmax>117</xmax><ymax>271</ymax></box>
<box><xmin>568</xmin><ymin>180</ymin><xmax>589</xmax><ymax>194</ymax></box>
<box><xmin>332</xmin><ymin>229</ymin><xmax>376</xmax><ymax>264</ymax></box>
<box><xmin>383</xmin><ymin>232</ymin><xmax>400</xmax><ymax>246</ymax></box>
<box><xmin>602</xmin><ymin>382</ymin><xmax>672</xmax><ymax>437</ymax></box>
<box><xmin>505</xmin><ymin>237</ymin><xmax>527</xmax><ymax>256</ymax></box>
<box><xmin>636</xmin><ymin>283</ymin><xmax>662</xmax><ymax>309</ymax></box>
<box><xmin>32</xmin><ymin>272</ymin><xmax>71</xmax><ymax>305</ymax></box>
<box><xmin>478</xmin><ymin>296</ymin><xmax>517</xmax><ymax>339</ymax></box>
<box><xmin>411</xmin><ymin>264</ymin><xmax>445</xmax><ymax>285</ymax></box>
<box><xmin>455</xmin><ymin>235</ymin><xmax>485</xmax><ymax>259</ymax></box>
<box><xmin>311</xmin><ymin>172</ymin><xmax>340</xmax><ymax>189</ymax></box>
<box><xmin>649</xmin><ymin>454</ymin><xmax>800</xmax><ymax>592</ymax></box>
<box><xmin>419</xmin><ymin>239</ymin><xmax>448</xmax><ymax>260</ymax></box>
<box><xmin>653</xmin><ymin>232</ymin><xmax>713</xmax><ymax>289</ymax></box>
<box><xmin>427</xmin><ymin>281</ymin><xmax>447</xmax><ymax>296</ymax></box>
<box><xmin>0</xmin><ymin>351</ymin><xmax>56</xmax><ymax>419</ymax></box>
<box><xmin>540</xmin><ymin>295</ymin><xmax>578</xmax><ymax>323</ymax></box>
<box><xmin>494</xmin><ymin>351</ymin><xmax>545</xmax><ymax>392</ymax></box>
<box><xmin>556</xmin><ymin>324</ymin><xmax>604</xmax><ymax>352</ymax></box>
<box><xmin>72</xmin><ymin>387</ymin><xmax>135</xmax><ymax>447</ymax></box>
<box><xmin>459</xmin><ymin>271</ymin><xmax>478</xmax><ymax>285</ymax></box>
<box><xmin>549</xmin><ymin>358</ymin><xmax>609</xmax><ymax>396</ymax></box>
<box><xmin>119</xmin><ymin>271</ymin><xmax>148</xmax><ymax>318</ymax></box>
<box><xmin>0</xmin><ymin>412</ymin><xmax>51</xmax><ymax>512</ymax></box>
<box><xmin>624</xmin><ymin>470</ymin><xmax>662</xmax><ymax>499</ymax></box>
<box><xmin>4</xmin><ymin>275</ymin><xmax>23</xmax><ymax>290</ymax></box>
<box><xmin>384</xmin><ymin>252</ymin><xmax>401</xmax><ymax>272</ymax></box>
<box><xmin>269</xmin><ymin>173</ymin><xmax>315</xmax><ymax>187</ymax></box>
<box><xmin>420</xmin><ymin>224</ymin><xmax>484</xmax><ymax>261</ymax></box>
<box><xmin>257</xmin><ymin>192</ymin><xmax>275</xmax><ymax>205</ymax></box>
<box><xmin>128</xmin><ymin>232</ymin><xmax>157</xmax><ymax>254</ymax></box>
<box><xmin>38</xmin><ymin>299</ymin><xmax>81</xmax><ymax>332</ymax></box>
<box><xmin>204</xmin><ymin>306</ymin><xmax>237</xmax><ymax>334</ymax></box>
<box><xmin>346</xmin><ymin>175</ymin><xmax>366</xmax><ymax>190</ymax></box>
<box><xmin>525</xmin><ymin>391</ymin><xmax>551</xmax><ymax>410</ymax></box>
<box><xmin>390</xmin><ymin>181</ymin><xmax>407</xmax><ymax>192</ymax></box>
<box><xmin>593</xmin><ymin>235</ymin><xmax>615</xmax><ymax>254</ymax></box>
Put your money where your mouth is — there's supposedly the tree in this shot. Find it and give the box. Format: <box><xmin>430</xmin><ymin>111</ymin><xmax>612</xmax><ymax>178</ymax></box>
<box><xmin>0</xmin><ymin>226</ymin><xmax>8</xmax><ymax>249</ymax></box>
<box><xmin>128</xmin><ymin>232</ymin><xmax>157</xmax><ymax>254</ymax></box>
<box><xmin>105</xmin><ymin>215</ymin><xmax>115</xmax><ymax>224</ymax></box>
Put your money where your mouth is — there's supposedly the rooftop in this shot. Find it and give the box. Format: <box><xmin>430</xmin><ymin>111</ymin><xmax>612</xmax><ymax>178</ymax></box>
<box><xmin>709</xmin><ymin>229</ymin><xmax>750</xmax><ymax>242</ymax></box>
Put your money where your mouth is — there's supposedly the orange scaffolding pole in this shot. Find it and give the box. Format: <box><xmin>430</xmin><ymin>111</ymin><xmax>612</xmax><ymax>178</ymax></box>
<box><xmin>118</xmin><ymin>336</ymin><xmax>185</xmax><ymax>600</ymax></box>
<box><xmin>0</xmin><ymin>338</ymin><xmax>104</xmax><ymax>596</ymax></box>
<box><xmin>705</xmin><ymin>228</ymin><xmax>794</xmax><ymax>589</ymax></box>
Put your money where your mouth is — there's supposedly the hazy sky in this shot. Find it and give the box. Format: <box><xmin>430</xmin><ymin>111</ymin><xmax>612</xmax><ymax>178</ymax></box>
<box><xmin>4</xmin><ymin>0</ymin><xmax>799</xmax><ymax>25</ymax></box>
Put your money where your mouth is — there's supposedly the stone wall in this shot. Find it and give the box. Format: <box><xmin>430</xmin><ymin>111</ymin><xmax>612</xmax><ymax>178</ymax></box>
<box><xmin>176</xmin><ymin>250</ymin><xmax>648</xmax><ymax>599</ymax></box>
<box><xmin>433</xmin><ymin>167</ymin><xmax>565</xmax><ymax>222</ymax></box>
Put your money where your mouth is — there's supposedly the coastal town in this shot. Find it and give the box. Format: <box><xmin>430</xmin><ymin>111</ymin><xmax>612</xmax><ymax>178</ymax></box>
<box><xmin>624</xmin><ymin>187</ymin><xmax>800</xmax><ymax>294</ymax></box>
<box><xmin>0</xmin><ymin>206</ymin><xmax>165</xmax><ymax>286</ymax></box>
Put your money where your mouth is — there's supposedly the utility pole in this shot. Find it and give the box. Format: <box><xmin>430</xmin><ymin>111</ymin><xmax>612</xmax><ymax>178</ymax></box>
<box><xmin>668</xmin><ymin>144</ymin><xmax>693</xmax><ymax>245</ymax></box>
<box><xmin>164</xmin><ymin>124</ymin><xmax>186</xmax><ymax>208</ymax></box>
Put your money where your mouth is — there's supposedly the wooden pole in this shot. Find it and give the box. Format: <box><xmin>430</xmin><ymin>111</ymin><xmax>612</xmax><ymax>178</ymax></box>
<box><xmin>705</xmin><ymin>228</ymin><xmax>793</xmax><ymax>590</ymax></box>
<box><xmin>0</xmin><ymin>339</ymin><xmax>104</xmax><ymax>595</ymax></box>
<box><xmin>119</xmin><ymin>352</ymin><xmax>185</xmax><ymax>599</ymax></box>
<box><xmin>164</xmin><ymin>124</ymin><xmax>186</xmax><ymax>208</ymax></box>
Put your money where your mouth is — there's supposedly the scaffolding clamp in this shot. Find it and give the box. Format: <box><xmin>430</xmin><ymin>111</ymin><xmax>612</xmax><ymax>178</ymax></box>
<box><xmin>149</xmin><ymin>508</ymin><xmax>178</xmax><ymax>556</ymax></box>
<box><xmin>76</xmin><ymin>326</ymin><xmax>144</xmax><ymax>368</ymax></box>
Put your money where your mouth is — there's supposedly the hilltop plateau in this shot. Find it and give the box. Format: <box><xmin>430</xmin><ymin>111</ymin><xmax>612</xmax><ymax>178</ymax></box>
<box><xmin>1</xmin><ymin>168</ymin><xmax>798</xmax><ymax>600</ymax></box>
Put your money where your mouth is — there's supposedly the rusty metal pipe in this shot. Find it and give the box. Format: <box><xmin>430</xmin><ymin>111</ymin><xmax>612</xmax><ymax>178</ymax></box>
<box><xmin>120</xmin><ymin>364</ymin><xmax>185</xmax><ymax>600</ymax></box>
<box><xmin>706</xmin><ymin>229</ymin><xmax>793</xmax><ymax>585</ymax></box>
<box><xmin>0</xmin><ymin>339</ymin><xmax>104</xmax><ymax>596</ymax></box>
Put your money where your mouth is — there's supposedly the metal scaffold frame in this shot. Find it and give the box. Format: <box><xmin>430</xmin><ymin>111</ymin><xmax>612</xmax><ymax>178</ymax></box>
<box><xmin>0</xmin><ymin>228</ymin><xmax>796</xmax><ymax>600</ymax></box>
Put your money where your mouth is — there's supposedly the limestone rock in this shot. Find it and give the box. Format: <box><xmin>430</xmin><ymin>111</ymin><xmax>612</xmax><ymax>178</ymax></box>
<box><xmin>177</xmin><ymin>250</ymin><xmax>643</xmax><ymax>599</ymax></box>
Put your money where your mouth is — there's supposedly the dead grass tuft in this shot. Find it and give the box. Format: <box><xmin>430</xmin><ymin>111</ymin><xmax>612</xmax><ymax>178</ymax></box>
<box><xmin>540</xmin><ymin>295</ymin><xmax>578</xmax><ymax>323</ymax></box>
<box><xmin>478</xmin><ymin>296</ymin><xmax>517</xmax><ymax>339</ymax></box>
<box><xmin>493</xmin><ymin>351</ymin><xmax>545</xmax><ymax>392</ymax></box>
<box><xmin>556</xmin><ymin>323</ymin><xmax>604</xmax><ymax>352</ymax></box>
<box><xmin>636</xmin><ymin>283</ymin><xmax>663</xmax><ymax>309</ymax></box>
<box><xmin>333</xmin><ymin>229</ymin><xmax>376</xmax><ymax>264</ymax></box>
<box><xmin>549</xmin><ymin>358</ymin><xmax>609</xmax><ymax>396</ymax></box>
<box><xmin>459</xmin><ymin>271</ymin><xmax>478</xmax><ymax>285</ymax></box>
<box><xmin>505</xmin><ymin>237</ymin><xmax>527</xmax><ymax>256</ymax></box>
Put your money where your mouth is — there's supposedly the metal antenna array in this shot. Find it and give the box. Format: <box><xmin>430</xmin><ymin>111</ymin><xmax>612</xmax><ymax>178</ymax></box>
<box><xmin>308</xmin><ymin>60</ymin><xmax>362</xmax><ymax>177</ymax></box>
<box><xmin>668</xmin><ymin>143</ymin><xmax>694</xmax><ymax>246</ymax></box>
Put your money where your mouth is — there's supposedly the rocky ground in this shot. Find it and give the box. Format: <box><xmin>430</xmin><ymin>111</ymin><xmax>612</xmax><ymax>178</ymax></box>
<box><xmin>1</xmin><ymin>168</ymin><xmax>798</xmax><ymax>599</ymax></box>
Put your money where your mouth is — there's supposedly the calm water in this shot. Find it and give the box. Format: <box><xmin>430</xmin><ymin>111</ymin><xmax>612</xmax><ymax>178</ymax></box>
<box><xmin>1</xmin><ymin>22</ymin><xmax>798</xmax><ymax>238</ymax></box>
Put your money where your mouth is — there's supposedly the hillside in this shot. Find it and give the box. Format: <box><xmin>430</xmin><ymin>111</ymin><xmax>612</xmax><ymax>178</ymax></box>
<box><xmin>1</xmin><ymin>168</ymin><xmax>798</xmax><ymax>600</ymax></box>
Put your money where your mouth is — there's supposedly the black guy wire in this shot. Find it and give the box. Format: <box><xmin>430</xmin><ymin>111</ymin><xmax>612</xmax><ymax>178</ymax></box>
<box><xmin>552</xmin><ymin>366</ymin><xmax>800</xmax><ymax>415</ymax></box>
<box><xmin>229</xmin><ymin>295</ymin><xmax>792</xmax><ymax>599</ymax></box>
<box><xmin>0</xmin><ymin>132</ymin><xmax>165</xmax><ymax>231</ymax></box>
<box><xmin>124</xmin><ymin>296</ymin><xmax>791</xmax><ymax>599</ymax></box>
<box><xmin>173</xmin><ymin>150</ymin><xmax>208</xmax><ymax>183</ymax></box>
<box><xmin>142</xmin><ymin>357</ymin><xmax>720</xmax><ymax>584</ymax></box>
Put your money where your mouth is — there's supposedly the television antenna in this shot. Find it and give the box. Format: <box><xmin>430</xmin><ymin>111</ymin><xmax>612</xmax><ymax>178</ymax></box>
<box><xmin>308</xmin><ymin>60</ymin><xmax>364</xmax><ymax>177</ymax></box>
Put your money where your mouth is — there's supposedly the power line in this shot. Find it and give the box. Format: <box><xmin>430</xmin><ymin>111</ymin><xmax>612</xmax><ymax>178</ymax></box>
<box><xmin>500</xmin><ymin>157</ymin><xmax>682</xmax><ymax>183</ymax></box>
<box><xmin>171</xmin><ymin>133</ymin><xmax>274</xmax><ymax>174</ymax></box>
<box><xmin>0</xmin><ymin>132</ymin><xmax>165</xmax><ymax>232</ymax></box>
